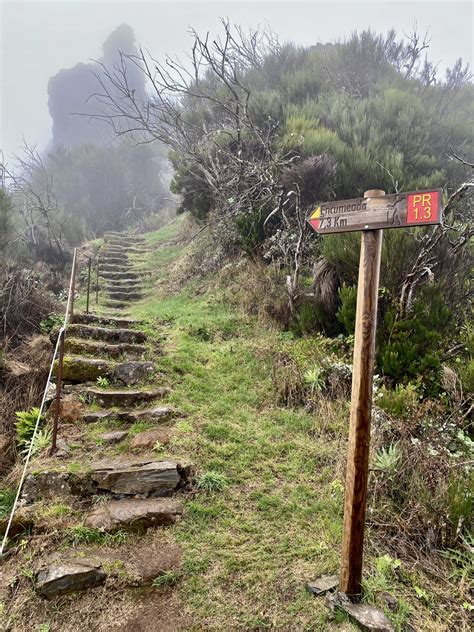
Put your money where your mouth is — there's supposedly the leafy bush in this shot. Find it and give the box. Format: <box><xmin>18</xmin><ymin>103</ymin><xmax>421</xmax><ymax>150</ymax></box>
<box><xmin>39</xmin><ymin>313</ymin><xmax>63</xmax><ymax>335</ymax></box>
<box><xmin>376</xmin><ymin>383</ymin><xmax>420</xmax><ymax>418</ymax></box>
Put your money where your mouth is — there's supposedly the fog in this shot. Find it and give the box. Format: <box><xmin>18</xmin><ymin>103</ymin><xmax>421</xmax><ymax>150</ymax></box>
<box><xmin>1</xmin><ymin>0</ymin><xmax>472</xmax><ymax>162</ymax></box>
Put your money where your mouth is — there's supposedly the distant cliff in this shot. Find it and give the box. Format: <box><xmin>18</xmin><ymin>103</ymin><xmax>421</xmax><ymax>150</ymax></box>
<box><xmin>47</xmin><ymin>23</ymin><xmax>146</xmax><ymax>147</ymax></box>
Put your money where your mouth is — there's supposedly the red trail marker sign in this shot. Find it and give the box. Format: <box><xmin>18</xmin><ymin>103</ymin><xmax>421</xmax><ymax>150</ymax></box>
<box><xmin>307</xmin><ymin>188</ymin><xmax>442</xmax><ymax>598</ymax></box>
<box><xmin>308</xmin><ymin>189</ymin><xmax>442</xmax><ymax>234</ymax></box>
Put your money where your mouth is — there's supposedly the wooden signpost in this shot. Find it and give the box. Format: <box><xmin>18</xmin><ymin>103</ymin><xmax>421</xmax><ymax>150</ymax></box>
<box><xmin>308</xmin><ymin>188</ymin><xmax>442</xmax><ymax>598</ymax></box>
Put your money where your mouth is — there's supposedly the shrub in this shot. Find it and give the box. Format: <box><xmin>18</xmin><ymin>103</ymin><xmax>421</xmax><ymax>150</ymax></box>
<box><xmin>336</xmin><ymin>284</ymin><xmax>357</xmax><ymax>334</ymax></box>
<box><xmin>376</xmin><ymin>383</ymin><xmax>420</xmax><ymax>419</ymax></box>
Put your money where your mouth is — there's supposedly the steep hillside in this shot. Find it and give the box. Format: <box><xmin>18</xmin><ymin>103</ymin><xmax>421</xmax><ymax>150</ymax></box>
<box><xmin>1</xmin><ymin>216</ymin><xmax>470</xmax><ymax>631</ymax></box>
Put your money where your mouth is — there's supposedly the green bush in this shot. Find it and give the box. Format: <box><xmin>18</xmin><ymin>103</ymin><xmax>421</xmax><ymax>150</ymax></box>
<box><xmin>336</xmin><ymin>284</ymin><xmax>357</xmax><ymax>334</ymax></box>
<box><xmin>39</xmin><ymin>313</ymin><xmax>63</xmax><ymax>335</ymax></box>
<box><xmin>376</xmin><ymin>383</ymin><xmax>420</xmax><ymax>418</ymax></box>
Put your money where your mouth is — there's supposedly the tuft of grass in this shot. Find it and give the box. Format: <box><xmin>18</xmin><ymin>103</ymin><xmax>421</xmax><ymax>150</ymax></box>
<box><xmin>152</xmin><ymin>570</ymin><xmax>182</xmax><ymax>588</ymax></box>
<box><xmin>196</xmin><ymin>471</ymin><xmax>229</xmax><ymax>492</ymax></box>
<box><xmin>64</xmin><ymin>525</ymin><xmax>128</xmax><ymax>547</ymax></box>
<box><xmin>0</xmin><ymin>487</ymin><xmax>16</xmax><ymax>519</ymax></box>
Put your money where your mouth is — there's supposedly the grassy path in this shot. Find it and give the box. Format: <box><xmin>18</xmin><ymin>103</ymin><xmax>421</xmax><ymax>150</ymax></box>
<box><xmin>128</xmin><ymin>219</ymin><xmax>356</xmax><ymax>630</ymax></box>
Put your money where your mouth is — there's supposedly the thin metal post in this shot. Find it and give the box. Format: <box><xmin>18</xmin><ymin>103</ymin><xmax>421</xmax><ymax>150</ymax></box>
<box><xmin>86</xmin><ymin>257</ymin><xmax>92</xmax><ymax>314</ymax></box>
<box><xmin>49</xmin><ymin>328</ymin><xmax>65</xmax><ymax>456</ymax></box>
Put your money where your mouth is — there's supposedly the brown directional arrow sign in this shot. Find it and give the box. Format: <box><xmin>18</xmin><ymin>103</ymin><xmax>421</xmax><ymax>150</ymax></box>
<box><xmin>308</xmin><ymin>189</ymin><xmax>443</xmax><ymax>234</ymax></box>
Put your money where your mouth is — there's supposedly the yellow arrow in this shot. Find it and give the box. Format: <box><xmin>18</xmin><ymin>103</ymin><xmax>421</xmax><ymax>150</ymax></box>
<box><xmin>310</xmin><ymin>206</ymin><xmax>321</xmax><ymax>220</ymax></box>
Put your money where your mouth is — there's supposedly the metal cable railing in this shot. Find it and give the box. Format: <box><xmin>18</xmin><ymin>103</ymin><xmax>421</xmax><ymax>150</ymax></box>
<box><xmin>1</xmin><ymin>247</ymin><xmax>100</xmax><ymax>556</ymax></box>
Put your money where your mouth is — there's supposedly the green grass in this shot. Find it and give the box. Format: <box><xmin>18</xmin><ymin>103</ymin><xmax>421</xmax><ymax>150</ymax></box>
<box><xmin>124</xmin><ymin>220</ymin><xmax>351</xmax><ymax>629</ymax></box>
<box><xmin>119</xmin><ymin>217</ymin><xmax>467</xmax><ymax>631</ymax></box>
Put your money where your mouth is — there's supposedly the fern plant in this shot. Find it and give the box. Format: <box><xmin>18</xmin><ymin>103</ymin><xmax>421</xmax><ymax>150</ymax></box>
<box><xmin>21</xmin><ymin>428</ymin><xmax>52</xmax><ymax>459</ymax></box>
<box><xmin>15</xmin><ymin>407</ymin><xmax>44</xmax><ymax>451</ymax></box>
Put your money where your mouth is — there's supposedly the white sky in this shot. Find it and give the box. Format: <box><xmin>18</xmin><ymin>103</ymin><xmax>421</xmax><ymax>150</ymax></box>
<box><xmin>1</xmin><ymin>0</ymin><xmax>473</xmax><ymax>162</ymax></box>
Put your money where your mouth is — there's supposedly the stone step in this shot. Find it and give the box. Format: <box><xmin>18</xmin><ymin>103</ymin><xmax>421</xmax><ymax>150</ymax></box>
<box><xmin>104</xmin><ymin>232</ymin><xmax>145</xmax><ymax>242</ymax></box>
<box><xmin>100</xmin><ymin>255</ymin><xmax>130</xmax><ymax>265</ymax></box>
<box><xmin>100</xmin><ymin>262</ymin><xmax>134</xmax><ymax>273</ymax></box>
<box><xmin>55</xmin><ymin>356</ymin><xmax>154</xmax><ymax>385</ymax></box>
<box><xmin>67</xmin><ymin>323</ymin><xmax>147</xmax><ymax>344</ymax></box>
<box><xmin>103</xmin><ymin>284</ymin><xmax>146</xmax><ymax>294</ymax></box>
<box><xmin>100</xmin><ymin>270</ymin><xmax>141</xmax><ymax>281</ymax></box>
<box><xmin>83</xmin><ymin>406</ymin><xmax>174</xmax><ymax>424</ymax></box>
<box><xmin>57</xmin><ymin>356</ymin><xmax>115</xmax><ymax>382</ymax></box>
<box><xmin>84</xmin><ymin>498</ymin><xmax>183</xmax><ymax>533</ymax></box>
<box><xmin>102</xmin><ymin>245</ymin><xmax>150</xmax><ymax>255</ymax></box>
<box><xmin>107</xmin><ymin>290</ymin><xmax>143</xmax><ymax>302</ymax></box>
<box><xmin>90</xmin><ymin>458</ymin><xmax>189</xmax><ymax>496</ymax></box>
<box><xmin>104</xmin><ymin>299</ymin><xmax>136</xmax><ymax>310</ymax></box>
<box><xmin>65</xmin><ymin>338</ymin><xmax>148</xmax><ymax>360</ymax></box>
<box><xmin>84</xmin><ymin>387</ymin><xmax>168</xmax><ymax>407</ymax></box>
<box><xmin>71</xmin><ymin>313</ymin><xmax>143</xmax><ymax>329</ymax></box>
<box><xmin>36</xmin><ymin>560</ymin><xmax>106</xmax><ymax>599</ymax></box>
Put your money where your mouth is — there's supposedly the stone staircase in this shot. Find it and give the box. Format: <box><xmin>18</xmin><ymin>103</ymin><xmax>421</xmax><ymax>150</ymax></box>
<box><xmin>14</xmin><ymin>232</ymin><xmax>192</xmax><ymax>601</ymax></box>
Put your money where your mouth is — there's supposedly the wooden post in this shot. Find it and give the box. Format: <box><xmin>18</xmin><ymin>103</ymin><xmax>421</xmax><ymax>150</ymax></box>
<box><xmin>96</xmin><ymin>258</ymin><xmax>100</xmax><ymax>304</ymax></box>
<box><xmin>86</xmin><ymin>257</ymin><xmax>92</xmax><ymax>314</ymax></box>
<box><xmin>339</xmin><ymin>189</ymin><xmax>385</xmax><ymax>598</ymax></box>
<box><xmin>49</xmin><ymin>328</ymin><xmax>65</xmax><ymax>456</ymax></box>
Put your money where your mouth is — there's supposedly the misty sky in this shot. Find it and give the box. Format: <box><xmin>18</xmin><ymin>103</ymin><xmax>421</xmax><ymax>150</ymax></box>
<box><xmin>1</xmin><ymin>0</ymin><xmax>472</xmax><ymax>163</ymax></box>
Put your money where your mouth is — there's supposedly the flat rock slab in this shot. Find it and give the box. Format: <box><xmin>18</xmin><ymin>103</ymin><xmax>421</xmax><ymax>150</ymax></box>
<box><xmin>84</xmin><ymin>498</ymin><xmax>183</xmax><ymax>532</ymax></box>
<box><xmin>99</xmin><ymin>431</ymin><xmax>129</xmax><ymax>444</ymax></box>
<box><xmin>307</xmin><ymin>574</ymin><xmax>340</xmax><ymax>596</ymax></box>
<box><xmin>130</xmin><ymin>428</ymin><xmax>174</xmax><ymax>450</ymax></box>
<box><xmin>85</xmin><ymin>387</ymin><xmax>168</xmax><ymax>407</ymax></box>
<box><xmin>91</xmin><ymin>459</ymin><xmax>182</xmax><ymax>496</ymax></box>
<box><xmin>326</xmin><ymin>593</ymin><xmax>395</xmax><ymax>632</ymax></box>
<box><xmin>341</xmin><ymin>603</ymin><xmax>395</xmax><ymax>632</ymax></box>
<box><xmin>36</xmin><ymin>560</ymin><xmax>106</xmax><ymax>599</ymax></box>
<box><xmin>83</xmin><ymin>406</ymin><xmax>175</xmax><ymax>425</ymax></box>
<box><xmin>115</xmin><ymin>361</ymin><xmax>154</xmax><ymax>385</ymax></box>
<box><xmin>68</xmin><ymin>323</ymin><xmax>146</xmax><ymax>344</ymax></box>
